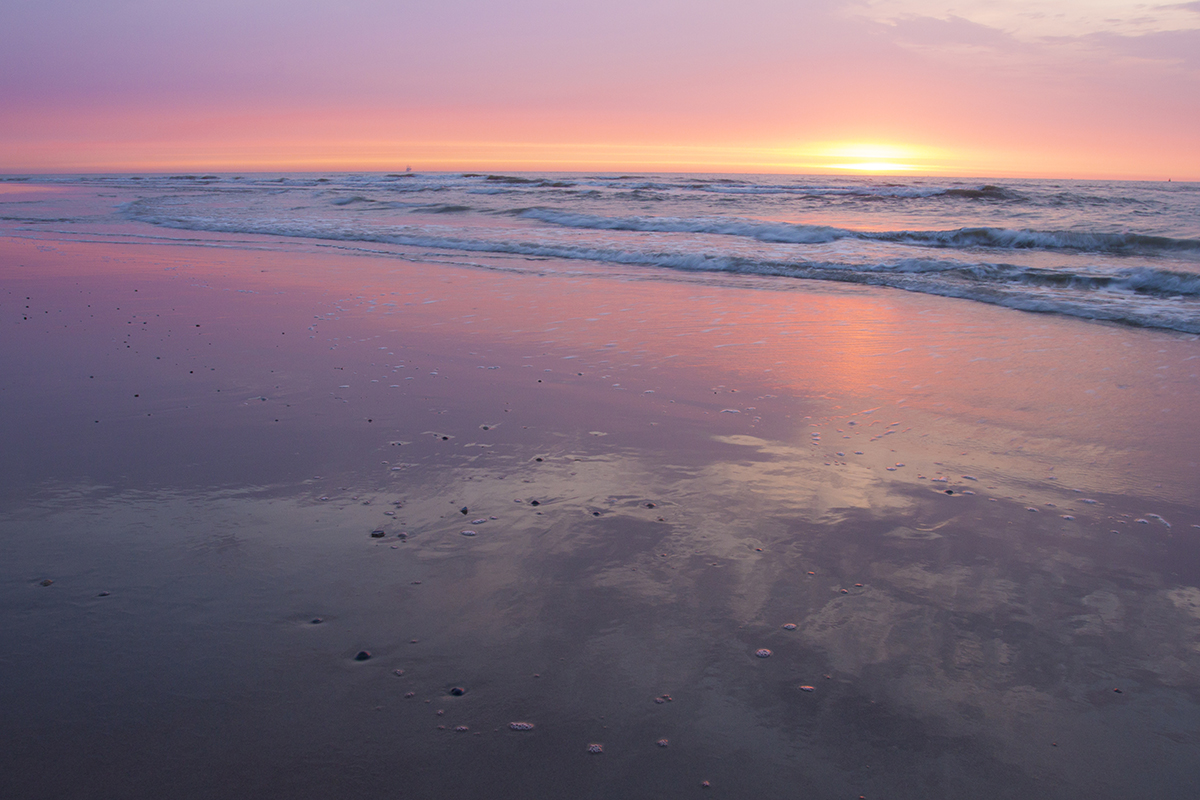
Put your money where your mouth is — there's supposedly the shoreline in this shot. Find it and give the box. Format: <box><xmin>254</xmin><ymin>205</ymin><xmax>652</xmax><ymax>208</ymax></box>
<box><xmin>3</xmin><ymin>234</ymin><xmax>1200</xmax><ymax>798</ymax></box>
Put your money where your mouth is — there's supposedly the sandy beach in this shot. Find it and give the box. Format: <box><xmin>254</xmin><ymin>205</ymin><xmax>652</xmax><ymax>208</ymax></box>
<box><xmin>3</xmin><ymin>227</ymin><xmax>1199</xmax><ymax>799</ymax></box>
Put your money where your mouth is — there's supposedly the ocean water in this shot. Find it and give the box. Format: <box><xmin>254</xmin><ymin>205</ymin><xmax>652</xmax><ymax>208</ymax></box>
<box><xmin>5</xmin><ymin>174</ymin><xmax>1200</xmax><ymax>799</ymax></box>
<box><xmin>3</xmin><ymin>171</ymin><xmax>1200</xmax><ymax>332</ymax></box>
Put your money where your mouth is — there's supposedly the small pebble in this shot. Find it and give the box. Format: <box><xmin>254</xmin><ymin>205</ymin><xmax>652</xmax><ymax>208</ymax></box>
<box><xmin>393</xmin><ymin>669</ymin><xmax>405</xmax><ymax>676</ymax></box>
<box><xmin>404</xmin><ymin>692</ymin><xmax>416</xmax><ymax>698</ymax></box>
<box><xmin>460</xmin><ymin>530</ymin><xmax>477</xmax><ymax>536</ymax></box>
<box><xmin>40</xmin><ymin>579</ymin><xmax>53</xmax><ymax>587</ymax></box>
<box><xmin>782</xmin><ymin>623</ymin><xmax>797</xmax><ymax>630</ymax></box>
<box><xmin>654</xmin><ymin>697</ymin><xmax>665</xmax><ymax>704</ymax></box>
<box><xmin>799</xmin><ymin>685</ymin><xmax>815</xmax><ymax>692</ymax></box>
<box><xmin>98</xmin><ymin>591</ymin><xmax>110</xmax><ymax>597</ymax></box>
<box><xmin>454</xmin><ymin>725</ymin><xmax>469</xmax><ymax>733</ymax></box>
<box><xmin>755</xmin><ymin>649</ymin><xmax>772</xmax><ymax>658</ymax></box>
<box><xmin>509</xmin><ymin>722</ymin><xmax>535</xmax><ymax>730</ymax></box>
<box><xmin>656</xmin><ymin>738</ymin><xmax>669</xmax><ymax>747</ymax></box>
<box><xmin>587</xmin><ymin>743</ymin><xmax>604</xmax><ymax>754</ymax></box>
<box><xmin>436</xmin><ymin>709</ymin><xmax>445</xmax><ymax>716</ymax></box>
<box><xmin>1061</xmin><ymin>515</ymin><xmax>1075</xmax><ymax>520</ymax></box>
<box><xmin>661</xmin><ymin>694</ymin><xmax>672</xmax><ymax>701</ymax></box>
<box><xmin>311</xmin><ymin>618</ymin><xmax>323</xmax><ymax>624</ymax></box>
<box><xmin>460</xmin><ymin>506</ymin><xmax>469</xmax><ymax>514</ymax></box>
<box><xmin>449</xmin><ymin>687</ymin><xmax>466</xmax><ymax>696</ymax></box>
<box><xmin>370</xmin><ymin>530</ymin><xmax>386</xmax><ymax>538</ymax></box>
<box><xmin>354</xmin><ymin>651</ymin><xmax>371</xmax><ymax>661</ymax></box>
<box><xmin>530</xmin><ymin>500</ymin><xmax>540</xmax><ymax>506</ymax></box>
<box><xmin>471</xmin><ymin>518</ymin><xmax>487</xmax><ymax>525</ymax></box>
<box><xmin>701</xmin><ymin>780</ymin><xmax>711</xmax><ymax>788</ymax></box>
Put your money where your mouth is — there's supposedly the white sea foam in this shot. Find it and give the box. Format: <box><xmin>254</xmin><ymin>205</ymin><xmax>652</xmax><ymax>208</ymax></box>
<box><xmin>6</xmin><ymin>171</ymin><xmax>1198</xmax><ymax>334</ymax></box>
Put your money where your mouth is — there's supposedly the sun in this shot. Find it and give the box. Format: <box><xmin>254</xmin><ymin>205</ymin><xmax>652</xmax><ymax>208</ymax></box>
<box><xmin>814</xmin><ymin>142</ymin><xmax>939</xmax><ymax>173</ymax></box>
<box><xmin>831</xmin><ymin>161</ymin><xmax>916</xmax><ymax>171</ymax></box>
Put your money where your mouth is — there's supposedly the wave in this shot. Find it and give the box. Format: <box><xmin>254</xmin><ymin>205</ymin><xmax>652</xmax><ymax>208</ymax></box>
<box><xmin>517</xmin><ymin>208</ymin><xmax>1200</xmax><ymax>258</ymax></box>
<box><xmin>121</xmin><ymin>202</ymin><xmax>1200</xmax><ymax>334</ymax></box>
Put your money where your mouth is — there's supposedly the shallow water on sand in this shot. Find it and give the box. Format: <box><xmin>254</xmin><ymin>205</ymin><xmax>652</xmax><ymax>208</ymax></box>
<box><xmin>3</xmin><ymin>236</ymin><xmax>1200</xmax><ymax>799</ymax></box>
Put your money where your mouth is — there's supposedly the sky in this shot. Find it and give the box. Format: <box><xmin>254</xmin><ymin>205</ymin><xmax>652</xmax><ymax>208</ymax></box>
<box><xmin>1</xmin><ymin>0</ymin><xmax>1198</xmax><ymax>178</ymax></box>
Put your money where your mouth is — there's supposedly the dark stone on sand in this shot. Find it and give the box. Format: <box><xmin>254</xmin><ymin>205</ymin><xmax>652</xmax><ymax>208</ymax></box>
<box><xmin>370</xmin><ymin>530</ymin><xmax>386</xmax><ymax>538</ymax></box>
<box><xmin>355</xmin><ymin>651</ymin><xmax>372</xmax><ymax>661</ymax></box>
<box><xmin>593</xmin><ymin>511</ymin><xmax>601</xmax><ymax>516</ymax></box>
<box><xmin>945</xmin><ymin>489</ymin><xmax>954</xmax><ymax>495</ymax></box>
<box><xmin>449</xmin><ymin>686</ymin><xmax>466</xmax><ymax>696</ymax></box>
<box><xmin>646</xmin><ymin>502</ymin><xmax>656</xmax><ymax>508</ymax></box>
<box><xmin>530</xmin><ymin>500</ymin><xmax>540</xmax><ymax>506</ymax></box>
<box><xmin>98</xmin><ymin>591</ymin><xmax>110</xmax><ymax>597</ymax></box>
<box><xmin>311</xmin><ymin>618</ymin><xmax>323</xmax><ymax>624</ymax></box>
<box><xmin>535</xmin><ymin>457</ymin><xmax>543</xmax><ymax>462</ymax></box>
<box><xmin>460</xmin><ymin>506</ymin><xmax>469</xmax><ymax>514</ymax></box>
<box><xmin>40</xmin><ymin>579</ymin><xmax>53</xmax><ymax>586</ymax></box>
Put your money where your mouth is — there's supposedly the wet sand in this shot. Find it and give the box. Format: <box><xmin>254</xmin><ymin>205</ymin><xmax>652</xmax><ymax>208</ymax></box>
<box><xmin>3</xmin><ymin>234</ymin><xmax>1200</xmax><ymax>799</ymax></box>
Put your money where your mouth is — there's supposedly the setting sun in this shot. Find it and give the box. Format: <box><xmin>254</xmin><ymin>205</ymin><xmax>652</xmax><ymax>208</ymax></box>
<box><xmin>830</xmin><ymin>161</ymin><xmax>917</xmax><ymax>172</ymax></box>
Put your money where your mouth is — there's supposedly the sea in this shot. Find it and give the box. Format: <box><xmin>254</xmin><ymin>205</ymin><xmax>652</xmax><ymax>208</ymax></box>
<box><xmin>3</xmin><ymin>171</ymin><xmax>1200</xmax><ymax>333</ymax></box>
<box><xmin>5</xmin><ymin>173</ymin><xmax>1200</xmax><ymax>798</ymax></box>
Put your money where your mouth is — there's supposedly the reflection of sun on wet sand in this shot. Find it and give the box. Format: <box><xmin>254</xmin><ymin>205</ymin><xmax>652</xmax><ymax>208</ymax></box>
<box><xmin>3</xmin><ymin>233</ymin><xmax>1200</xmax><ymax>799</ymax></box>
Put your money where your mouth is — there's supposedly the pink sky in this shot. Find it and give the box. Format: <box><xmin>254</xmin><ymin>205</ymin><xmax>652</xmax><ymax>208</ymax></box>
<box><xmin>2</xmin><ymin>0</ymin><xmax>1198</xmax><ymax>178</ymax></box>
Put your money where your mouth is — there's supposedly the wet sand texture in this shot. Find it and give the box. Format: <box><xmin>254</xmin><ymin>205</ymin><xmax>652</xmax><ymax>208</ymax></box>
<box><xmin>3</xmin><ymin>236</ymin><xmax>1200</xmax><ymax>800</ymax></box>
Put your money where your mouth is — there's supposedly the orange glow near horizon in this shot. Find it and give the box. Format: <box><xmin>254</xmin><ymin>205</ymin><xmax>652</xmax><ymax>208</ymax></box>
<box><xmin>7</xmin><ymin>107</ymin><xmax>1188</xmax><ymax>180</ymax></box>
<box><xmin>830</xmin><ymin>162</ymin><xmax>917</xmax><ymax>172</ymax></box>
